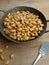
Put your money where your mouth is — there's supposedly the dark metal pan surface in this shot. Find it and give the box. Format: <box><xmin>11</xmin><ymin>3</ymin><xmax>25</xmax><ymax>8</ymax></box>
<box><xmin>0</xmin><ymin>6</ymin><xmax>49</xmax><ymax>43</ymax></box>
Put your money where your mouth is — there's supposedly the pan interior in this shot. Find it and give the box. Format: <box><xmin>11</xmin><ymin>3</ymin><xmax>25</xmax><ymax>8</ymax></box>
<box><xmin>0</xmin><ymin>6</ymin><xmax>47</xmax><ymax>42</ymax></box>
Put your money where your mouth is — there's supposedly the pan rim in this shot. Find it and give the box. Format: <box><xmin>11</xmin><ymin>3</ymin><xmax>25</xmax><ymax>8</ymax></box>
<box><xmin>0</xmin><ymin>6</ymin><xmax>47</xmax><ymax>43</ymax></box>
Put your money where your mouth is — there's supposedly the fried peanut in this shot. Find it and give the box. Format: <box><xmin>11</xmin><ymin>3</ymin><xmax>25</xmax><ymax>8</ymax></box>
<box><xmin>0</xmin><ymin>49</ymin><xmax>3</xmax><ymax>53</ymax></box>
<box><xmin>10</xmin><ymin>53</ymin><xmax>15</xmax><ymax>59</ymax></box>
<box><xmin>4</xmin><ymin>11</ymin><xmax>44</xmax><ymax>41</ymax></box>
<box><xmin>4</xmin><ymin>60</ymin><xmax>10</xmax><ymax>65</ymax></box>
<box><xmin>0</xmin><ymin>55</ymin><xmax>5</xmax><ymax>61</ymax></box>
<box><xmin>5</xmin><ymin>45</ymin><xmax>9</xmax><ymax>49</ymax></box>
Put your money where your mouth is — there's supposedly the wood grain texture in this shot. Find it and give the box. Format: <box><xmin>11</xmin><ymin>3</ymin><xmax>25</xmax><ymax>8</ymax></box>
<box><xmin>0</xmin><ymin>0</ymin><xmax>49</xmax><ymax>65</ymax></box>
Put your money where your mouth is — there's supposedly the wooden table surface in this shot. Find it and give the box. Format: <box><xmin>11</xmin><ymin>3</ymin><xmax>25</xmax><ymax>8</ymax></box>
<box><xmin>0</xmin><ymin>0</ymin><xmax>49</xmax><ymax>65</ymax></box>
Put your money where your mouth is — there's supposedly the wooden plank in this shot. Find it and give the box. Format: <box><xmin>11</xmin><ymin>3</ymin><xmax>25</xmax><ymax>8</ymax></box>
<box><xmin>0</xmin><ymin>0</ymin><xmax>49</xmax><ymax>65</ymax></box>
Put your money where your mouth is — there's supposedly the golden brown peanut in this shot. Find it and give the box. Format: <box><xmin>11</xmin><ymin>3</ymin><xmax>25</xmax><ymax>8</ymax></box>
<box><xmin>38</xmin><ymin>19</ymin><xmax>42</xmax><ymax>24</ymax></box>
<box><xmin>31</xmin><ymin>33</ymin><xmax>35</xmax><ymax>36</ymax></box>
<box><xmin>11</xmin><ymin>29</ymin><xmax>16</xmax><ymax>32</ymax></box>
<box><xmin>38</xmin><ymin>31</ymin><xmax>41</xmax><ymax>34</ymax></box>
<box><xmin>33</xmin><ymin>21</ymin><xmax>37</xmax><ymax>24</ymax></box>
<box><xmin>39</xmin><ymin>27</ymin><xmax>43</xmax><ymax>31</ymax></box>
<box><xmin>8</xmin><ymin>13</ymin><xmax>11</xmax><ymax>19</ymax></box>
<box><xmin>35</xmin><ymin>32</ymin><xmax>38</xmax><ymax>36</ymax></box>
<box><xmin>5</xmin><ymin>45</ymin><xmax>9</xmax><ymax>49</ymax></box>
<box><xmin>4</xmin><ymin>29</ymin><xmax>10</xmax><ymax>34</ymax></box>
<box><xmin>10</xmin><ymin>35</ymin><xmax>16</xmax><ymax>39</ymax></box>
<box><xmin>25</xmin><ymin>36</ymin><xmax>29</xmax><ymax>40</ymax></box>
<box><xmin>5</xmin><ymin>18</ymin><xmax>10</xmax><ymax>22</ymax></box>
<box><xmin>35</xmin><ymin>28</ymin><xmax>38</xmax><ymax>31</ymax></box>
<box><xmin>0</xmin><ymin>55</ymin><xmax>5</xmax><ymax>61</ymax></box>
<box><xmin>17</xmin><ymin>37</ymin><xmax>21</xmax><ymax>40</ymax></box>
<box><xmin>11</xmin><ymin>23</ymin><xmax>16</xmax><ymax>27</ymax></box>
<box><xmin>17</xmin><ymin>34</ymin><xmax>21</xmax><ymax>38</ymax></box>
<box><xmin>13</xmin><ymin>32</ymin><xmax>16</xmax><ymax>36</ymax></box>
<box><xmin>30</xmin><ymin>37</ymin><xmax>35</xmax><ymax>39</ymax></box>
<box><xmin>40</xmin><ymin>24</ymin><xmax>44</xmax><ymax>26</ymax></box>
<box><xmin>4</xmin><ymin>60</ymin><xmax>10</xmax><ymax>65</ymax></box>
<box><xmin>30</xmin><ymin>28</ymin><xmax>34</xmax><ymax>31</ymax></box>
<box><xmin>18</xmin><ymin>28</ymin><xmax>22</xmax><ymax>31</ymax></box>
<box><xmin>33</xmin><ymin>26</ymin><xmax>36</xmax><ymax>29</ymax></box>
<box><xmin>0</xmin><ymin>49</ymin><xmax>3</xmax><ymax>53</ymax></box>
<box><xmin>4</xmin><ymin>22</ymin><xmax>7</xmax><ymax>25</ymax></box>
<box><xmin>7</xmin><ymin>26</ymin><xmax>12</xmax><ymax>29</ymax></box>
<box><xmin>10</xmin><ymin>53</ymin><xmax>15</xmax><ymax>59</ymax></box>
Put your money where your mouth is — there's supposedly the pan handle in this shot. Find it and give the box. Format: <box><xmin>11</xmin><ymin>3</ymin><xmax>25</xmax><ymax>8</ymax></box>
<box><xmin>45</xmin><ymin>20</ymin><xmax>49</xmax><ymax>33</ymax></box>
<box><xmin>0</xmin><ymin>9</ymin><xmax>6</xmax><ymax>13</ymax></box>
<box><xmin>0</xmin><ymin>9</ymin><xmax>6</xmax><ymax>32</ymax></box>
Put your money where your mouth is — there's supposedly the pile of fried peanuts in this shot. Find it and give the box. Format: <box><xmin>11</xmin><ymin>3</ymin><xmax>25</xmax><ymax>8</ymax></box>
<box><xmin>4</xmin><ymin>11</ymin><xmax>44</xmax><ymax>41</ymax></box>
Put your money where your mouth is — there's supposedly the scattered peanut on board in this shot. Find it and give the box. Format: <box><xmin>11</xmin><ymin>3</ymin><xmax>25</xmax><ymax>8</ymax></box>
<box><xmin>4</xmin><ymin>60</ymin><xmax>10</xmax><ymax>65</ymax></box>
<box><xmin>0</xmin><ymin>45</ymin><xmax>15</xmax><ymax>65</ymax></box>
<box><xmin>0</xmin><ymin>55</ymin><xmax>5</xmax><ymax>61</ymax></box>
<box><xmin>10</xmin><ymin>53</ymin><xmax>15</xmax><ymax>59</ymax></box>
<box><xmin>0</xmin><ymin>49</ymin><xmax>3</xmax><ymax>53</ymax></box>
<box><xmin>5</xmin><ymin>45</ymin><xmax>9</xmax><ymax>49</ymax></box>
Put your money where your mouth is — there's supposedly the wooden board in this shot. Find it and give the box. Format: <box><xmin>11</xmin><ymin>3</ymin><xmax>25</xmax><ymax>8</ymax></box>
<box><xmin>0</xmin><ymin>0</ymin><xmax>49</xmax><ymax>65</ymax></box>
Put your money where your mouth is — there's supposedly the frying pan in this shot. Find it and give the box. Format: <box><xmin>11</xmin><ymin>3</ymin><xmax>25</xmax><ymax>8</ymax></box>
<box><xmin>0</xmin><ymin>6</ymin><xmax>49</xmax><ymax>43</ymax></box>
